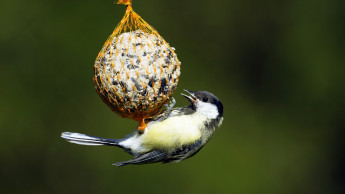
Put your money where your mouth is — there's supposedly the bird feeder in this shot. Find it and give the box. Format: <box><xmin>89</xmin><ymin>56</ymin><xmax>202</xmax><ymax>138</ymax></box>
<box><xmin>94</xmin><ymin>0</ymin><xmax>181</xmax><ymax>132</ymax></box>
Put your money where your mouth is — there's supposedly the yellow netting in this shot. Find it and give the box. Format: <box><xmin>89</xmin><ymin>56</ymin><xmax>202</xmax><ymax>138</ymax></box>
<box><xmin>117</xmin><ymin>0</ymin><xmax>132</xmax><ymax>5</ymax></box>
<box><xmin>94</xmin><ymin>1</ymin><xmax>181</xmax><ymax>131</ymax></box>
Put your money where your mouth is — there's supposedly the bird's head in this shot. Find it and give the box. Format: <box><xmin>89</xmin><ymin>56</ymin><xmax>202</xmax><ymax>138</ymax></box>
<box><xmin>181</xmin><ymin>90</ymin><xmax>223</xmax><ymax>119</ymax></box>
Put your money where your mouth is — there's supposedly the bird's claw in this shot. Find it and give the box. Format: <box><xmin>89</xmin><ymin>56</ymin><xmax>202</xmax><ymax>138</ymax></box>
<box><xmin>161</xmin><ymin>97</ymin><xmax>175</xmax><ymax>120</ymax></box>
<box><xmin>164</xmin><ymin>97</ymin><xmax>176</xmax><ymax>111</ymax></box>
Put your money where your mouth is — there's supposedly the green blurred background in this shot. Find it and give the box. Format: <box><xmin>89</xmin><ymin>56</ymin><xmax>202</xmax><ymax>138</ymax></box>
<box><xmin>1</xmin><ymin>0</ymin><xmax>344</xmax><ymax>193</ymax></box>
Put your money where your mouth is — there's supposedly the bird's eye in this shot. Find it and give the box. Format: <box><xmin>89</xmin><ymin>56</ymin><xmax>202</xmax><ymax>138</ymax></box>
<box><xmin>202</xmin><ymin>97</ymin><xmax>208</xmax><ymax>102</ymax></box>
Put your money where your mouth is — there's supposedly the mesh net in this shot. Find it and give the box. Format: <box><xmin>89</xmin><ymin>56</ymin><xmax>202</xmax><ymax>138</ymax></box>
<box><xmin>94</xmin><ymin>1</ymin><xmax>181</xmax><ymax>129</ymax></box>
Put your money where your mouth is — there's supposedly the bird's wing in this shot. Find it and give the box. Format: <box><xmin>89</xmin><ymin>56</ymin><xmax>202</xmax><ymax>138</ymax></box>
<box><xmin>113</xmin><ymin>150</ymin><xmax>167</xmax><ymax>167</ymax></box>
<box><xmin>164</xmin><ymin>138</ymin><xmax>204</xmax><ymax>163</ymax></box>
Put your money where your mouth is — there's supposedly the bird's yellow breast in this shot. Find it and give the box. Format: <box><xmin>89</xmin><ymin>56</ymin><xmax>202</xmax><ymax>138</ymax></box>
<box><xmin>140</xmin><ymin>113</ymin><xmax>205</xmax><ymax>151</ymax></box>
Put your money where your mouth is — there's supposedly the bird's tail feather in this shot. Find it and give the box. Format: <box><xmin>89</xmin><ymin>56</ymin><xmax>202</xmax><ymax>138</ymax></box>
<box><xmin>61</xmin><ymin>132</ymin><xmax>122</xmax><ymax>147</ymax></box>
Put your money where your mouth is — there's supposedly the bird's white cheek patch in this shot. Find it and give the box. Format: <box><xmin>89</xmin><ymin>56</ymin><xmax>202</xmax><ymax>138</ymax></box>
<box><xmin>196</xmin><ymin>101</ymin><xmax>219</xmax><ymax>119</ymax></box>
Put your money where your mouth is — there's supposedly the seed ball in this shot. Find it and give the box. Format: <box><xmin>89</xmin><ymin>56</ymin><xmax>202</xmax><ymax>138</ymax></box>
<box><xmin>94</xmin><ymin>30</ymin><xmax>181</xmax><ymax>120</ymax></box>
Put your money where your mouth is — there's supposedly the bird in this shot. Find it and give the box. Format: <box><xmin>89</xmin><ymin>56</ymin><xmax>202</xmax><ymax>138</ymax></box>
<box><xmin>61</xmin><ymin>90</ymin><xmax>223</xmax><ymax>166</ymax></box>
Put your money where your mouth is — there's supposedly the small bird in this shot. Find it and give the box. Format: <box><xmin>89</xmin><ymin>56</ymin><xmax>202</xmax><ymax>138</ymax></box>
<box><xmin>61</xmin><ymin>90</ymin><xmax>223</xmax><ymax>166</ymax></box>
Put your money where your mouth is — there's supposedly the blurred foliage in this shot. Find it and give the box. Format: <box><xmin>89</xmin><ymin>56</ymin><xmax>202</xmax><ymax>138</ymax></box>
<box><xmin>0</xmin><ymin>0</ymin><xmax>344</xmax><ymax>193</ymax></box>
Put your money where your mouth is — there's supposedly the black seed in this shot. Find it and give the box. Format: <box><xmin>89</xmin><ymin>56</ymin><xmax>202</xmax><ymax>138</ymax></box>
<box><xmin>130</xmin><ymin>108</ymin><xmax>136</xmax><ymax>113</ymax></box>
<box><xmin>115</xmin><ymin>95</ymin><xmax>121</xmax><ymax>103</ymax></box>
<box><xmin>133</xmin><ymin>94</ymin><xmax>138</xmax><ymax>100</ymax></box>
<box><xmin>112</xmin><ymin>80</ymin><xmax>119</xmax><ymax>85</ymax></box>
<box><xmin>159</xmin><ymin>78</ymin><xmax>168</xmax><ymax>95</ymax></box>
<box><xmin>168</xmin><ymin>50</ymin><xmax>173</xmax><ymax>58</ymax></box>
<box><xmin>172</xmin><ymin>64</ymin><xmax>177</xmax><ymax>73</ymax></box>
<box><xmin>124</xmin><ymin>96</ymin><xmax>130</xmax><ymax>102</ymax></box>
<box><xmin>127</xmin><ymin>64</ymin><xmax>139</xmax><ymax>69</ymax></box>
<box><xmin>96</xmin><ymin>76</ymin><xmax>101</xmax><ymax>84</ymax></box>
<box><xmin>122</xmin><ymin>52</ymin><xmax>125</xmax><ymax>56</ymax></box>
<box><xmin>164</xmin><ymin>58</ymin><xmax>171</xmax><ymax>65</ymax></box>
<box><xmin>141</xmin><ymin>88</ymin><xmax>147</xmax><ymax>96</ymax></box>
<box><xmin>138</xmin><ymin>102</ymin><xmax>143</xmax><ymax>110</ymax></box>
<box><xmin>168</xmin><ymin>74</ymin><xmax>172</xmax><ymax>81</ymax></box>
<box><xmin>148</xmin><ymin>78</ymin><xmax>154</xmax><ymax>87</ymax></box>
<box><xmin>131</xmin><ymin>78</ymin><xmax>143</xmax><ymax>91</ymax></box>
<box><xmin>108</xmin><ymin>90</ymin><xmax>114</xmax><ymax>97</ymax></box>
<box><xmin>143</xmin><ymin>52</ymin><xmax>147</xmax><ymax>56</ymax></box>
<box><xmin>120</xmin><ymin>81</ymin><xmax>128</xmax><ymax>91</ymax></box>
<box><xmin>135</xmin><ymin>81</ymin><xmax>142</xmax><ymax>91</ymax></box>
<box><xmin>140</xmin><ymin>74</ymin><xmax>148</xmax><ymax>79</ymax></box>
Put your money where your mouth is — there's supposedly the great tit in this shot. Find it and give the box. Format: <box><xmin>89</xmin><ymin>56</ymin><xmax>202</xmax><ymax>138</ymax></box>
<box><xmin>61</xmin><ymin>90</ymin><xmax>223</xmax><ymax>166</ymax></box>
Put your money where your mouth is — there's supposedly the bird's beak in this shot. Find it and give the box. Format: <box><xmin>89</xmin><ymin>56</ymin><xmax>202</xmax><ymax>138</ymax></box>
<box><xmin>181</xmin><ymin>89</ymin><xmax>197</xmax><ymax>103</ymax></box>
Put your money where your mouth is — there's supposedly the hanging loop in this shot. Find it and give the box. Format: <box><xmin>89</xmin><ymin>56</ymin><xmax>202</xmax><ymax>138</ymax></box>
<box><xmin>117</xmin><ymin>0</ymin><xmax>132</xmax><ymax>5</ymax></box>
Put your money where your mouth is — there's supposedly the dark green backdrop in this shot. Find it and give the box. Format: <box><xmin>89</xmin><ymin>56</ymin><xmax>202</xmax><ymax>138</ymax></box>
<box><xmin>1</xmin><ymin>0</ymin><xmax>344</xmax><ymax>193</ymax></box>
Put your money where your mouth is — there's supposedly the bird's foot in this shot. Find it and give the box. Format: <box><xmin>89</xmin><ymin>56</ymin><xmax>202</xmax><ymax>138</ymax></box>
<box><xmin>164</xmin><ymin>97</ymin><xmax>176</xmax><ymax>113</ymax></box>
<box><xmin>137</xmin><ymin>118</ymin><xmax>147</xmax><ymax>134</ymax></box>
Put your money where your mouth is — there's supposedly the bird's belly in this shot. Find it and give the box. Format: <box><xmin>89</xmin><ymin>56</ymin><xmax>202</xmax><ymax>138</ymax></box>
<box><xmin>140</xmin><ymin>114</ymin><xmax>204</xmax><ymax>151</ymax></box>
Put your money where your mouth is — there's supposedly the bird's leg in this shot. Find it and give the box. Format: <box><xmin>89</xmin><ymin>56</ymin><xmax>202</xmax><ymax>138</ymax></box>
<box><xmin>137</xmin><ymin>98</ymin><xmax>176</xmax><ymax>131</ymax></box>
<box><xmin>137</xmin><ymin>117</ymin><xmax>147</xmax><ymax>134</ymax></box>
<box><xmin>163</xmin><ymin>97</ymin><xmax>175</xmax><ymax>119</ymax></box>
